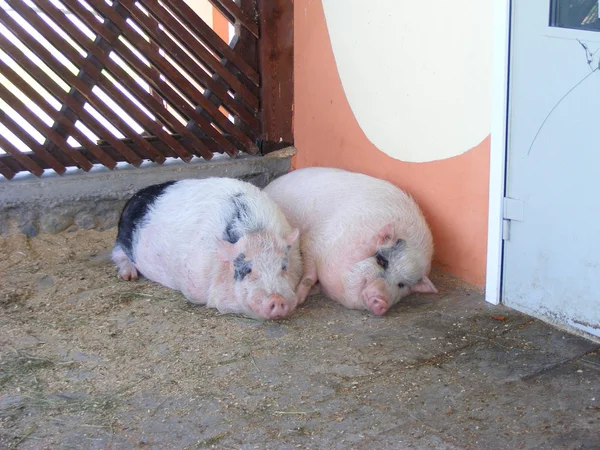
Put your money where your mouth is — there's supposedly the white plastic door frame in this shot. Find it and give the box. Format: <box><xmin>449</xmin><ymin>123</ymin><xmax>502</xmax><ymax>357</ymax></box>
<box><xmin>485</xmin><ymin>0</ymin><xmax>512</xmax><ymax>305</ymax></box>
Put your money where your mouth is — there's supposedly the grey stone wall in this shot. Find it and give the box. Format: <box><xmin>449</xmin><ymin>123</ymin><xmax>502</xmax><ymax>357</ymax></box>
<box><xmin>0</xmin><ymin>149</ymin><xmax>295</xmax><ymax>237</ymax></box>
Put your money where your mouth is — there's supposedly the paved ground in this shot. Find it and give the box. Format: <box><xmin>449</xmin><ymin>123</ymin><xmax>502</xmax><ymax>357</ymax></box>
<box><xmin>1</xmin><ymin>230</ymin><xmax>599</xmax><ymax>449</ymax></box>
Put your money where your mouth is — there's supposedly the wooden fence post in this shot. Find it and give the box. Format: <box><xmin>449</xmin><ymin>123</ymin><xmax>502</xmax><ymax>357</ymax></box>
<box><xmin>257</xmin><ymin>0</ymin><xmax>294</xmax><ymax>154</ymax></box>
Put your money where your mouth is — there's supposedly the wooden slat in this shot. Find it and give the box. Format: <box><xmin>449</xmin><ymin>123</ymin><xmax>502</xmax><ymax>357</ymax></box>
<box><xmin>0</xmin><ymin>0</ymin><xmax>272</xmax><ymax>178</ymax></box>
<box><xmin>0</xmin><ymin>62</ymin><xmax>94</xmax><ymax>172</ymax></box>
<box><xmin>33</xmin><ymin>0</ymin><xmax>200</xmax><ymax>162</ymax></box>
<box><xmin>0</xmin><ymin>130</ymin><xmax>44</xmax><ymax>177</ymax></box>
<box><xmin>0</xmin><ymin>110</ymin><xmax>64</xmax><ymax>176</ymax></box>
<box><xmin>19</xmin><ymin>0</ymin><xmax>188</xmax><ymax>163</ymax></box>
<box><xmin>38</xmin><ymin>2</ymin><xmax>125</xmax><ymax>169</ymax></box>
<box><xmin>0</xmin><ymin>158</ymin><xmax>16</xmax><ymax>180</ymax></box>
<box><xmin>34</xmin><ymin>7</ymin><xmax>98</xmax><ymax>167</ymax></box>
<box><xmin>190</xmin><ymin>39</ymin><xmax>258</xmax><ymax>149</ymax></box>
<box><xmin>0</xmin><ymin>81</ymin><xmax>95</xmax><ymax>171</ymax></box>
<box><xmin>232</xmin><ymin>0</ymin><xmax>261</xmax><ymax>154</ymax></box>
<box><xmin>66</xmin><ymin>0</ymin><xmax>235</xmax><ymax>158</ymax></box>
<box><xmin>59</xmin><ymin>0</ymin><xmax>215</xmax><ymax>159</ymax></box>
<box><xmin>208</xmin><ymin>0</ymin><xmax>259</xmax><ymax>38</ymax></box>
<box><xmin>0</xmin><ymin>2</ymin><xmax>166</xmax><ymax>164</ymax></box>
<box><xmin>0</xmin><ymin>59</ymin><xmax>118</xmax><ymax>170</ymax></box>
<box><xmin>160</xmin><ymin>0</ymin><xmax>259</xmax><ymax>86</ymax></box>
<box><xmin>214</xmin><ymin>34</ymin><xmax>259</xmax><ymax>143</ymax></box>
<box><xmin>0</xmin><ymin>155</ymin><xmax>21</xmax><ymax>173</ymax></box>
<box><xmin>128</xmin><ymin>0</ymin><xmax>259</xmax><ymax>148</ymax></box>
<box><xmin>0</xmin><ymin>33</ymin><xmax>144</xmax><ymax>167</ymax></box>
<box><xmin>92</xmin><ymin>0</ymin><xmax>240</xmax><ymax>156</ymax></box>
<box><xmin>122</xmin><ymin>0</ymin><xmax>259</xmax><ymax>113</ymax></box>
<box><xmin>0</xmin><ymin>134</ymin><xmax>228</xmax><ymax>172</ymax></box>
<box><xmin>141</xmin><ymin>0</ymin><xmax>260</xmax><ymax>130</ymax></box>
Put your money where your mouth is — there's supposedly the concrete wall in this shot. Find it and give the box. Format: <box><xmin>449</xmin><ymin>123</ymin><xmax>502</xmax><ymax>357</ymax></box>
<box><xmin>294</xmin><ymin>0</ymin><xmax>492</xmax><ymax>286</ymax></box>
<box><xmin>0</xmin><ymin>152</ymin><xmax>294</xmax><ymax>237</ymax></box>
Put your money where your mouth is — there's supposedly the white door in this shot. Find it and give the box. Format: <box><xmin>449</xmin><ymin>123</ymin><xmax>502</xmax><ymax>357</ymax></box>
<box><xmin>503</xmin><ymin>0</ymin><xmax>600</xmax><ymax>338</ymax></box>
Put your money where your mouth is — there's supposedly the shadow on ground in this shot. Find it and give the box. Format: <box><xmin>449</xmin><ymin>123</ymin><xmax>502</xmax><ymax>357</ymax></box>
<box><xmin>1</xmin><ymin>230</ymin><xmax>599</xmax><ymax>449</ymax></box>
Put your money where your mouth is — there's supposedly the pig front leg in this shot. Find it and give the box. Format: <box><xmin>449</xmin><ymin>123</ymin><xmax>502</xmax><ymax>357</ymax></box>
<box><xmin>295</xmin><ymin>258</ymin><xmax>318</xmax><ymax>305</ymax></box>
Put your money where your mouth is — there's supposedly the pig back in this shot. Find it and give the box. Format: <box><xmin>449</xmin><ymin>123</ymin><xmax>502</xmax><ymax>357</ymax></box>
<box><xmin>133</xmin><ymin>178</ymin><xmax>295</xmax><ymax>297</ymax></box>
<box><xmin>265</xmin><ymin>168</ymin><xmax>432</xmax><ymax>257</ymax></box>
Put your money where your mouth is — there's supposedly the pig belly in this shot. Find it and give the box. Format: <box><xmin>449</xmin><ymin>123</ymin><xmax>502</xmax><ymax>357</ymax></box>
<box><xmin>172</xmin><ymin>257</ymin><xmax>212</xmax><ymax>304</ymax></box>
<box><xmin>133</xmin><ymin>227</ymin><xmax>175</xmax><ymax>287</ymax></box>
<box><xmin>317</xmin><ymin>256</ymin><xmax>362</xmax><ymax>310</ymax></box>
<box><xmin>133</xmin><ymin>227</ymin><xmax>211</xmax><ymax>303</ymax></box>
<box><xmin>317</xmin><ymin>270</ymin><xmax>344</xmax><ymax>303</ymax></box>
<box><xmin>313</xmin><ymin>233</ymin><xmax>375</xmax><ymax>309</ymax></box>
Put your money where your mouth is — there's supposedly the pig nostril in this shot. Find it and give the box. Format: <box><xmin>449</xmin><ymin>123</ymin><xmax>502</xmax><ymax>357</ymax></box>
<box><xmin>271</xmin><ymin>303</ymin><xmax>275</xmax><ymax>310</ymax></box>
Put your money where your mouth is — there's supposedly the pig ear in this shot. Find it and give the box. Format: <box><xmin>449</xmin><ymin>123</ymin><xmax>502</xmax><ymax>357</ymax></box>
<box><xmin>411</xmin><ymin>276</ymin><xmax>438</xmax><ymax>294</ymax></box>
<box><xmin>215</xmin><ymin>237</ymin><xmax>238</xmax><ymax>262</ymax></box>
<box><xmin>373</xmin><ymin>222</ymin><xmax>396</xmax><ymax>248</ymax></box>
<box><xmin>285</xmin><ymin>228</ymin><xmax>300</xmax><ymax>246</ymax></box>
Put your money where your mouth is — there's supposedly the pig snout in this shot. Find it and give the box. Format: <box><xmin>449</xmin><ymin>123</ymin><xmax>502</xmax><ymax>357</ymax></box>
<box><xmin>265</xmin><ymin>294</ymin><xmax>290</xmax><ymax>319</ymax></box>
<box><xmin>249</xmin><ymin>293</ymin><xmax>294</xmax><ymax>320</ymax></box>
<box><xmin>365</xmin><ymin>296</ymin><xmax>389</xmax><ymax>316</ymax></box>
<box><xmin>362</xmin><ymin>280</ymin><xmax>391</xmax><ymax>316</ymax></box>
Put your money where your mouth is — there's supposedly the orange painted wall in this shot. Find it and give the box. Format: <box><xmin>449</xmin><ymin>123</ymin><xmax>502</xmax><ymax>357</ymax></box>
<box><xmin>212</xmin><ymin>8</ymin><xmax>229</xmax><ymax>42</ymax></box>
<box><xmin>293</xmin><ymin>0</ymin><xmax>490</xmax><ymax>287</ymax></box>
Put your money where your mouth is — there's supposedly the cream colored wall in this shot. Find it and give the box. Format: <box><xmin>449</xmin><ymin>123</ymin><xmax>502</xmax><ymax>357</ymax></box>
<box><xmin>185</xmin><ymin>0</ymin><xmax>213</xmax><ymax>27</ymax></box>
<box><xmin>321</xmin><ymin>0</ymin><xmax>493</xmax><ymax>163</ymax></box>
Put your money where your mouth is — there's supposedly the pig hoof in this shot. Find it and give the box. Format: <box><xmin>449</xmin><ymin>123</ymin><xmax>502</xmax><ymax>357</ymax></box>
<box><xmin>366</xmin><ymin>297</ymin><xmax>388</xmax><ymax>316</ymax></box>
<box><xmin>112</xmin><ymin>245</ymin><xmax>138</xmax><ymax>281</ymax></box>
<box><xmin>119</xmin><ymin>266</ymin><xmax>138</xmax><ymax>281</ymax></box>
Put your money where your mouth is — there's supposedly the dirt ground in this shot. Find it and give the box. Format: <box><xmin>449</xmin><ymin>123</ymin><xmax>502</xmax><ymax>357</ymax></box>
<box><xmin>1</xmin><ymin>230</ymin><xmax>599</xmax><ymax>449</ymax></box>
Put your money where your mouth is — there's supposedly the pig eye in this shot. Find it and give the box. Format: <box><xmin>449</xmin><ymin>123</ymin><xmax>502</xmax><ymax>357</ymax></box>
<box><xmin>375</xmin><ymin>253</ymin><xmax>388</xmax><ymax>270</ymax></box>
<box><xmin>281</xmin><ymin>263</ymin><xmax>287</xmax><ymax>272</ymax></box>
<box><xmin>398</xmin><ymin>282</ymin><xmax>406</xmax><ymax>289</ymax></box>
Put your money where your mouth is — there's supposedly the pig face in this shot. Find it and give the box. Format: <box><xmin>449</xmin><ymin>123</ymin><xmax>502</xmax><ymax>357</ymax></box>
<box><xmin>349</xmin><ymin>223</ymin><xmax>438</xmax><ymax>316</ymax></box>
<box><xmin>216</xmin><ymin>229</ymin><xmax>300</xmax><ymax>320</ymax></box>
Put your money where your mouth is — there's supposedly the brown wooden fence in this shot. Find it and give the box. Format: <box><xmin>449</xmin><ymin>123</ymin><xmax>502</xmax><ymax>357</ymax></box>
<box><xmin>0</xmin><ymin>0</ymin><xmax>292</xmax><ymax>180</ymax></box>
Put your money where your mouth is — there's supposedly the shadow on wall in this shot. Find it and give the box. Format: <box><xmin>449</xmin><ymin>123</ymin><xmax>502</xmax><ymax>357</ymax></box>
<box><xmin>292</xmin><ymin>0</ymin><xmax>492</xmax><ymax>287</ymax></box>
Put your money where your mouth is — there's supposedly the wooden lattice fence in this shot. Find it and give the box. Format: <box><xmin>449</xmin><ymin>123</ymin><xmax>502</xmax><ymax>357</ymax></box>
<box><xmin>0</xmin><ymin>0</ymin><xmax>292</xmax><ymax>180</ymax></box>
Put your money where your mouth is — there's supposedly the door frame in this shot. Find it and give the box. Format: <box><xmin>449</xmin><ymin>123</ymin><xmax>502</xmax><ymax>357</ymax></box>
<box><xmin>485</xmin><ymin>0</ymin><xmax>511</xmax><ymax>305</ymax></box>
<box><xmin>485</xmin><ymin>0</ymin><xmax>600</xmax><ymax>305</ymax></box>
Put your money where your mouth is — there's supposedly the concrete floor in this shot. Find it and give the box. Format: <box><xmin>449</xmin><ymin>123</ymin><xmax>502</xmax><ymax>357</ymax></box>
<box><xmin>1</xmin><ymin>231</ymin><xmax>599</xmax><ymax>449</ymax></box>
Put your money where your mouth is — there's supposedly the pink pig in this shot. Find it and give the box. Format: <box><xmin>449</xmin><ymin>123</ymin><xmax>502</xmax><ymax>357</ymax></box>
<box><xmin>111</xmin><ymin>178</ymin><xmax>302</xmax><ymax>320</ymax></box>
<box><xmin>264</xmin><ymin>167</ymin><xmax>438</xmax><ymax>315</ymax></box>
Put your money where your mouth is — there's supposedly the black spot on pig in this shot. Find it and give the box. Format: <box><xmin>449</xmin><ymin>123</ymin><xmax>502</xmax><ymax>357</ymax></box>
<box><xmin>375</xmin><ymin>252</ymin><xmax>389</xmax><ymax>270</ymax></box>
<box><xmin>281</xmin><ymin>245</ymin><xmax>292</xmax><ymax>272</ymax></box>
<box><xmin>223</xmin><ymin>193</ymin><xmax>252</xmax><ymax>244</ymax></box>
<box><xmin>392</xmin><ymin>239</ymin><xmax>406</xmax><ymax>253</ymax></box>
<box><xmin>233</xmin><ymin>253</ymin><xmax>252</xmax><ymax>281</ymax></box>
<box><xmin>116</xmin><ymin>181</ymin><xmax>177</xmax><ymax>262</ymax></box>
<box><xmin>375</xmin><ymin>239</ymin><xmax>406</xmax><ymax>271</ymax></box>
